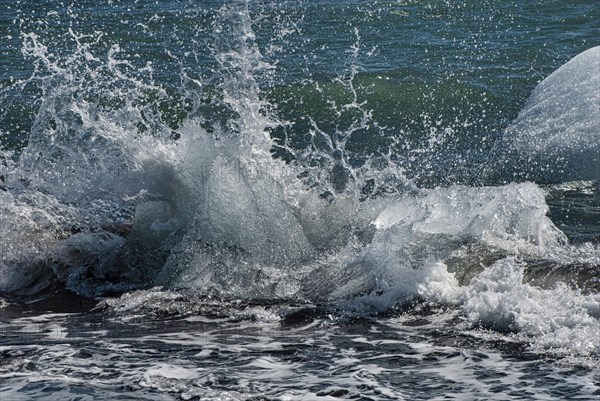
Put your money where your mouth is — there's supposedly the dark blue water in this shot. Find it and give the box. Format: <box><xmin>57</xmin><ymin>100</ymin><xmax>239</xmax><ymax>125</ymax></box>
<box><xmin>1</xmin><ymin>1</ymin><xmax>599</xmax><ymax>399</ymax></box>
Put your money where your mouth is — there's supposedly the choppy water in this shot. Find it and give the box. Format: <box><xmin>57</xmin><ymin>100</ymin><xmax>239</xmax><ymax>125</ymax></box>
<box><xmin>1</xmin><ymin>1</ymin><xmax>599</xmax><ymax>400</ymax></box>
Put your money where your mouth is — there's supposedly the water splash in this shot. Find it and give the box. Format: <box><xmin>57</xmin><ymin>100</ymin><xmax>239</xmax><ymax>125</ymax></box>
<box><xmin>0</xmin><ymin>0</ymin><xmax>598</xmax><ymax>362</ymax></box>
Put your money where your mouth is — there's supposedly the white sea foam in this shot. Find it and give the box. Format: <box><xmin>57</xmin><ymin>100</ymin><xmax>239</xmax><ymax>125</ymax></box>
<box><xmin>463</xmin><ymin>257</ymin><xmax>600</xmax><ymax>357</ymax></box>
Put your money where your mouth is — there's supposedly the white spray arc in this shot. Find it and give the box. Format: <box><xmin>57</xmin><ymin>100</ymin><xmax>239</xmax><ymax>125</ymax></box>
<box><xmin>488</xmin><ymin>46</ymin><xmax>600</xmax><ymax>183</ymax></box>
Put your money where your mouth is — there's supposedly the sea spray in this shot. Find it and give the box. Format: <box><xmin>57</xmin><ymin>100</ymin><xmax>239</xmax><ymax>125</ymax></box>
<box><xmin>0</xmin><ymin>0</ymin><xmax>598</xmax><ymax>365</ymax></box>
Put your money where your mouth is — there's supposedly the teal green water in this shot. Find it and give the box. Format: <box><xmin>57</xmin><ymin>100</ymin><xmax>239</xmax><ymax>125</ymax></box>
<box><xmin>2</xmin><ymin>0</ymin><xmax>598</xmax><ymax>170</ymax></box>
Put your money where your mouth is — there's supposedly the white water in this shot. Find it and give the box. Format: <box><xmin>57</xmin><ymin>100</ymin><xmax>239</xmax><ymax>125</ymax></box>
<box><xmin>0</xmin><ymin>7</ymin><xmax>599</xmax><ymax>364</ymax></box>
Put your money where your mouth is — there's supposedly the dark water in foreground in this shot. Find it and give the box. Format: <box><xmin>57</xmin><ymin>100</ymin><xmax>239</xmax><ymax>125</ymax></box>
<box><xmin>1</xmin><ymin>1</ymin><xmax>599</xmax><ymax>399</ymax></box>
<box><xmin>1</xmin><ymin>298</ymin><xmax>597</xmax><ymax>400</ymax></box>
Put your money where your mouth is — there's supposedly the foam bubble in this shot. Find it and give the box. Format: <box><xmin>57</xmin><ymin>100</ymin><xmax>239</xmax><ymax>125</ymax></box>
<box><xmin>464</xmin><ymin>257</ymin><xmax>600</xmax><ymax>357</ymax></box>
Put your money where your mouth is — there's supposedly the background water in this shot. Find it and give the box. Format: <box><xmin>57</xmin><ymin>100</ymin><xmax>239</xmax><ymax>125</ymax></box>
<box><xmin>1</xmin><ymin>1</ymin><xmax>599</xmax><ymax>400</ymax></box>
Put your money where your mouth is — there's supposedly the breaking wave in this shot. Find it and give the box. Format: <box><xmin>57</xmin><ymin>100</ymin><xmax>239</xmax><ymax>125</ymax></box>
<box><xmin>0</xmin><ymin>4</ymin><xmax>598</xmax><ymax>361</ymax></box>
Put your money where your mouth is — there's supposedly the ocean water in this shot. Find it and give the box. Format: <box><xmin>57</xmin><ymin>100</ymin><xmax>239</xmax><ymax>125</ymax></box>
<box><xmin>0</xmin><ymin>1</ymin><xmax>599</xmax><ymax>400</ymax></box>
